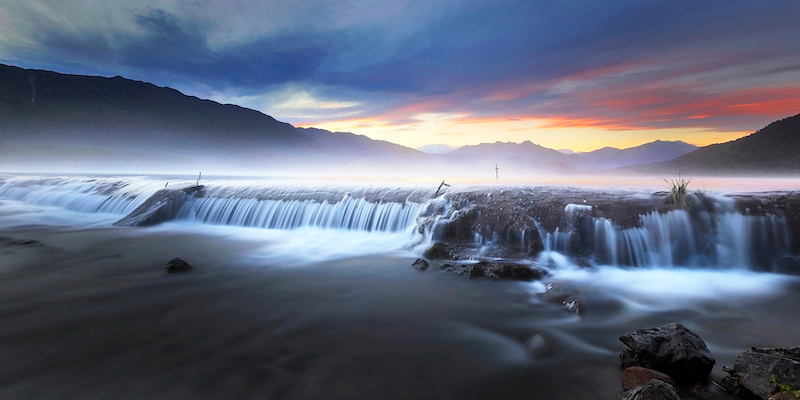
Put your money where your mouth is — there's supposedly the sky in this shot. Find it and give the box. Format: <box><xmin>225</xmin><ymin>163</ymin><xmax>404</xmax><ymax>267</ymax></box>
<box><xmin>1</xmin><ymin>0</ymin><xmax>799</xmax><ymax>152</ymax></box>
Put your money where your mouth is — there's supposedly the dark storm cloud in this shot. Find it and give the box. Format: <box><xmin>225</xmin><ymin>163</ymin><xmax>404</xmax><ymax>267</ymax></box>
<box><xmin>2</xmin><ymin>0</ymin><xmax>799</xmax><ymax>133</ymax></box>
<box><xmin>25</xmin><ymin>7</ymin><xmax>328</xmax><ymax>88</ymax></box>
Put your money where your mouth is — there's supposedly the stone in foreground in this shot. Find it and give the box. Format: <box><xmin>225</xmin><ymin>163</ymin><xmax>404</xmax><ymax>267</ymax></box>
<box><xmin>617</xmin><ymin>379</ymin><xmax>680</xmax><ymax>400</ymax></box>
<box><xmin>619</xmin><ymin>323</ymin><xmax>715</xmax><ymax>382</ymax></box>
<box><xmin>164</xmin><ymin>257</ymin><xmax>192</xmax><ymax>273</ymax></box>
<box><xmin>411</xmin><ymin>259</ymin><xmax>430</xmax><ymax>271</ymax></box>
<box><xmin>621</xmin><ymin>366</ymin><xmax>675</xmax><ymax>391</ymax></box>
<box><xmin>722</xmin><ymin>347</ymin><xmax>800</xmax><ymax>399</ymax></box>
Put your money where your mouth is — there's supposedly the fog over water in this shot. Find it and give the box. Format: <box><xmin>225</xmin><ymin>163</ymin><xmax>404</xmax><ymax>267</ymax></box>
<box><xmin>1</xmin><ymin>173</ymin><xmax>799</xmax><ymax>399</ymax></box>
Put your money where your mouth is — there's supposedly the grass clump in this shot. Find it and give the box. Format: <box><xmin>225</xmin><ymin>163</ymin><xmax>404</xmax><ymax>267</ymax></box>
<box><xmin>771</xmin><ymin>376</ymin><xmax>800</xmax><ymax>399</ymax></box>
<box><xmin>663</xmin><ymin>172</ymin><xmax>691</xmax><ymax>209</ymax></box>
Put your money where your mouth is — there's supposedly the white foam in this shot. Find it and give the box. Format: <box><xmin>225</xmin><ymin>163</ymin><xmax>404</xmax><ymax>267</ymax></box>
<box><xmin>544</xmin><ymin>266</ymin><xmax>797</xmax><ymax>311</ymax></box>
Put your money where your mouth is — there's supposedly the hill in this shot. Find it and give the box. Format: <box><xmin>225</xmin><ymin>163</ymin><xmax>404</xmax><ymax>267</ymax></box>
<box><xmin>0</xmin><ymin>63</ymin><xmax>426</xmax><ymax>173</ymax></box>
<box><xmin>580</xmin><ymin>140</ymin><xmax>698</xmax><ymax>170</ymax></box>
<box><xmin>635</xmin><ymin>114</ymin><xmax>800</xmax><ymax>174</ymax></box>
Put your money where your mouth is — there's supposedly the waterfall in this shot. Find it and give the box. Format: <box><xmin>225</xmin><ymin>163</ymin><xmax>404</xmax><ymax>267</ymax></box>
<box><xmin>174</xmin><ymin>194</ymin><xmax>423</xmax><ymax>233</ymax></box>
<box><xmin>419</xmin><ymin>191</ymin><xmax>794</xmax><ymax>272</ymax></box>
<box><xmin>540</xmin><ymin>205</ymin><xmax>790</xmax><ymax>270</ymax></box>
<box><xmin>0</xmin><ymin>176</ymin><xmax>427</xmax><ymax>234</ymax></box>
<box><xmin>0</xmin><ymin>176</ymin><xmax>165</xmax><ymax>215</ymax></box>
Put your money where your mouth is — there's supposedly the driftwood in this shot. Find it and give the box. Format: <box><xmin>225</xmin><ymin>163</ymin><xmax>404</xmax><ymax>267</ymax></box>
<box><xmin>434</xmin><ymin>180</ymin><xmax>451</xmax><ymax>197</ymax></box>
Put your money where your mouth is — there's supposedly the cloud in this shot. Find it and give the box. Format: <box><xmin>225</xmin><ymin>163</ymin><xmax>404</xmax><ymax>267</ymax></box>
<box><xmin>1</xmin><ymin>0</ymin><xmax>799</xmax><ymax>144</ymax></box>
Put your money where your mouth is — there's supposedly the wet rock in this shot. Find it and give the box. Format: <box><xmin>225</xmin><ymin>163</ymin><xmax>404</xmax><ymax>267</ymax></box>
<box><xmin>621</xmin><ymin>366</ymin><xmax>674</xmax><ymax>391</ymax></box>
<box><xmin>540</xmin><ymin>283</ymin><xmax>586</xmax><ymax>314</ymax></box>
<box><xmin>720</xmin><ymin>367</ymin><xmax>756</xmax><ymax>398</ymax></box>
<box><xmin>619</xmin><ymin>323</ymin><xmax>715</xmax><ymax>383</ymax></box>
<box><xmin>686</xmin><ymin>380</ymin><xmax>729</xmax><ymax>399</ymax></box>
<box><xmin>769</xmin><ymin>392</ymin><xmax>798</xmax><ymax>400</ymax></box>
<box><xmin>621</xmin><ymin>350</ymin><xmax>652</xmax><ymax>370</ymax></box>
<box><xmin>722</xmin><ymin>347</ymin><xmax>800</xmax><ymax>399</ymax></box>
<box><xmin>467</xmin><ymin>260</ymin><xmax>549</xmax><ymax>281</ymax></box>
<box><xmin>440</xmin><ymin>263</ymin><xmax>472</xmax><ymax>276</ymax></box>
<box><xmin>617</xmin><ymin>379</ymin><xmax>680</xmax><ymax>400</ymax></box>
<box><xmin>164</xmin><ymin>257</ymin><xmax>192</xmax><ymax>273</ymax></box>
<box><xmin>424</xmin><ymin>242</ymin><xmax>457</xmax><ymax>260</ymax></box>
<box><xmin>6</xmin><ymin>239</ymin><xmax>42</xmax><ymax>246</ymax></box>
<box><xmin>411</xmin><ymin>259</ymin><xmax>429</xmax><ymax>271</ymax></box>
<box><xmin>115</xmin><ymin>186</ymin><xmax>204</xmax><ymax>227</ymax></box>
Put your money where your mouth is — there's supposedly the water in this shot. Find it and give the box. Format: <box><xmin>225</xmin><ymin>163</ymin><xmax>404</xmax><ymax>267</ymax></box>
<box><xmin>1</xmin><ymin>174</ymin><xmax>799</xmax><ymax>399</ymax></box>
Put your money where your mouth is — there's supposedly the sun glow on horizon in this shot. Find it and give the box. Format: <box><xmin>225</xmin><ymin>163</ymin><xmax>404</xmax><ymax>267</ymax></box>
<box><xmin>297</xmin><ymin>115</ymin><xmax>753</xmax><ymax>152</ymax></box>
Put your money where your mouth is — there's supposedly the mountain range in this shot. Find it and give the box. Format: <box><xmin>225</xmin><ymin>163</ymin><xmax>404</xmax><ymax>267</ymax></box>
<box><xmin>1</xmin><ymin>63</ymin><xmax>797</xmax><ymax>175</ymax></box>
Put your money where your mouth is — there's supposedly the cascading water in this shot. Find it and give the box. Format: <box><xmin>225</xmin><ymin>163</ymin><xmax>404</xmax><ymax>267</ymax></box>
<box><xmin>2</xmin><ymin>176</ymin><xmax>797</xmax><ymax>273</ymax></box>
<box><xmin>420</xmin><ymin>189</ymin><xmax>796</xmax><ymax>273</ymax></box>
<box><xmin>174</xmin><ymin>194</ymin><xmax>423</xmax><ymax>233</ymax></box>
<box><xmin>0</xmin><ymin>175</ymin><xmax>166</xmax><ymax>215</ymax></box>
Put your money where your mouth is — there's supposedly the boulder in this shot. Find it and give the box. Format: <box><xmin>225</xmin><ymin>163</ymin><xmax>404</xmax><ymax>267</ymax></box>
<box><xmin>621</xmin><ymin>349</ymin><xmax>651</xmax><ymax>370</ymax></box>
<box><xmin>424</xmin><ymin>242</ymin><xmax>456</xmax><ymax>260</ymax></box>
<box><xmin>617</xmin><ymin>379</ymin><xmax>680</xmax><ymax>400</ymax></box>
<box><xmin>411</xmin><ymin>259</ymin><xmax>430</xmax><ymax>271</ymax></box>
<box><xmin>722</xmin><ymin>347</ymin><xmax>800</xmax><ymax>399</ymax></box>
<box><xmin>164</xmin><ymin>257</ymin><xmax>192</xmax><ymax>273</ymax></box>
<box><xmin>621</xmin><ymin>366</ymin><xmax>675</xmax><ymax>391</ymax></box>
<box><xmin>619</xmin><ymin>323</ymin><xmax>715</xmax><ymax>382</ymax></box>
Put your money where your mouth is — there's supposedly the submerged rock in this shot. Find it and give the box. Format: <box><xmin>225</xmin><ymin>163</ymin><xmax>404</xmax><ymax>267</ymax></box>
<box><xmin>539</xmin><ymin>283</ymin><xmax>586</xmax><ymax>314</ymax></box>
<box><xmin>617</xmin><ymin>379</ymin><xmax>680</xmax><ymax>400</ymax></box>
<box><xmin>722</xmin><ymin>347</ymin><xmax>800</xmax><ymax>399</ymax></box>
<box><xmin>411</xmin><ymin>259</ymin><xmax>430</xmax><ymax>271</ymax></box>
<box><xmin>5</xmin><ymin>239</ymin><xmax>42</xmax><ymax>246</ymax></box>
<box><xmin>164</xmin><ymin>257</ymin><xmax>192</xmax><ymax>273</ymax></box>
<box><xmin>619</xmin><ymin>323</ymin><xmax>715</xmax><ymax>383</ymax></box>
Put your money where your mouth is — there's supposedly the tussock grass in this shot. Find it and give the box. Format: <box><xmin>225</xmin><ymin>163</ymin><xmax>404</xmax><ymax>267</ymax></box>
<box><xmin>664</xmin><ymin>173</ymin><xmax>691</xmax><ymax>209</ymax></box>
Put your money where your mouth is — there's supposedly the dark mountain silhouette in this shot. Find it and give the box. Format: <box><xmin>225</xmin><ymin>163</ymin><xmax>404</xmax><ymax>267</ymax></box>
<box><xmin>0</xmin><ymin>64</ymin><xmax>326</xmax><ymax>161</ymax></box>
<box><xmin>443</xmin><ymin>140</ymin><xmax>589</xmax><ymax>174</ymax></box>
<box><xmin>633</xmin><ymin>113</ymin><xmax>800</xmax><ymax>174</ymax></box>
<box><xmin>300</xmin><ymin>128</ymin><xmax>426</xmax><ymax>161</ymax></box>
<box><xmin>0</xmin><ymin>63</ymin><xmax>426</xmax><ymax>172</ymax></box>
<box><xmin>580</xmin><ymin>140</ymin><xmax>698</xmax><ymax>169</ymax></box>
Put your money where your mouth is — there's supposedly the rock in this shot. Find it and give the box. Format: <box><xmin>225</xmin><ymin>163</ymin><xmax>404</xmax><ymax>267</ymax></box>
<box><xmin>164</xmin><ymin>257</ymin><xmax>192</xmax><ymax>273</ymax></box>
<box><xmin>723</xmin><ymin>347</ymin><xmax>800</xmax><ymax>399</ymax></box>
<box><xmin>769</xmin><ymin>392</ymin><xmax>798</xmax><ymax>400</ymax></box>
<box><xmin>617</xmin><ymin>379</ymin><xmax>680</xmax><ymax>400</ymax></box>
<box><xmin>424</xmin><ymin>242</ymin><xmax>456</xmax><ymax>260</ymax></box>
<box><xmin>686</xmin><ymin>380</ymin><xmax>728</xmax><ymax>399</ymax></box>
<box><xmin>440</xmin><ymin>263</ymin><xmax>472</xmax><ymax>276</ymax></box>
<box><xmin>411</xmin><ymin>259</ymin><xmax>429</xmax><ymax>271</ymax></box>
<box><xmin>540</xmin><ymin>283</ymin><xmax>586</xmax><ymax>314</ymax></box>
<box><xmin>621</xmin><ymin>366</ymin><xmax>675</xmax><ymax>391</ymax></box>
<box><xmin>6</xmin><ymin>239</ymin><xmax>42</xmax><ymax>246</ymax></box>
<box><xmin>467</xmin><ymin>260</ymin><xmax>549</xmax><ymax>281</ymax></box>
<box><xmin>621</xmin><ymin>349</ymin><xmax>652</xmax><ymax>370</ymax></box>
<box><xmin>619</xmin><ymin>323</ymin><xmax>715</xmax><ymax>383</ymax></box>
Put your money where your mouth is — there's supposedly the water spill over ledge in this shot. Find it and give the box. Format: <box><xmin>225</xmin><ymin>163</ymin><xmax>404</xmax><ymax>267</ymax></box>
<box><xmin>1</xmin><ymin>174</ymin><xmax>800</xmax><ymax>399</ymax></box>
<box><xmin>3</xmin><ymin>174</ymin><xmax>800</xmax><ymax>273</ymax></box>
